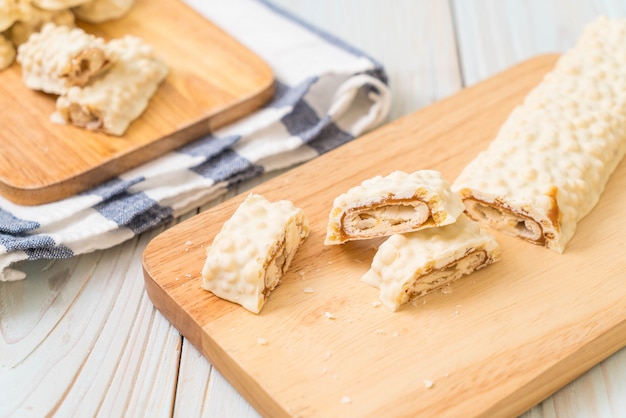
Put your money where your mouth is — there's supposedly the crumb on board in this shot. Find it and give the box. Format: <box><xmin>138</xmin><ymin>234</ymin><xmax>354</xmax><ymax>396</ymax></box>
<box><xmin>323</xmin><ymin>311</ymin><xmax>336</xmax><ymax>319</ymax></box>
<box><xmin>424</xmin><ymin>379</ymin><xmax>434</xmax><ymax>389</ymax></box>
<box><xmin>341</xmin><ymin>396</ymin><xmax>352</xmax><ymax>404</ymax></box>
<box><xmin>257</xmin><ymin>337</ymin><xmax>268</xmax><ymax>345</ymax></box>
<box><xmin>303</xmin><ymin>287</ymin><xmax>314</xmax><ymax>293</ymax></box>
<box><xmin>372</xmin><ymin>301</ymin><xmax>382</xmax><ymax>308</ymax></box>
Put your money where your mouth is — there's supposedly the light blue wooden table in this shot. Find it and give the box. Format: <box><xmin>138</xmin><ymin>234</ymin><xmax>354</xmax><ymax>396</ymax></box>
<box><xmin>2</xmin><ymin>1</ymin><xmax>625</xmax><ymax>417</ymax></box>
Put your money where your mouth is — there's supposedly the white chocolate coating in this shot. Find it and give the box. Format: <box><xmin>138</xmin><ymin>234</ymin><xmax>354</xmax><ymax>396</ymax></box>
<box><xmin>73</xmin><ymin>0</ymin><xmax>135</xmax><ymax>23</ymax></box>
<box><xmin>7</xmin><ymin>3</ymin><xmax>75</xmax><ymax>46</ymax></box>
<box><xmin>0</xmin><ymin>0</ymin><xmax>20</xmax><ymax>31</ymax></box>
<box><xmin>202</xmin><ymin>194</ymin><xmax>310</xmax><ymax>314</ymax></box>
<box><xmin>325</xmin><ymin>170</ymin><xmax>464</xmax><ymax>245</ymax></box>
<box><xmin>52</xmin><ymin>35</ymin><xmax>168</xmax><ymax>136</ymax></box>
<box><xmin>32</xmin><ymin>0</ymin><xmax>90</xmax><ymax>11</ymax></box>
<box><xmin>452</xmin><ymin>16</ymin><xmax>626</xmax><ymax>253</ymax></box>
<box><xmin>362</xmin><ymin>214</ymin><xmax>500</xmax><ymax>312</ymax></box>
<box><xmin>16</xmin><ymin>23</ymin><xmax>109</xmax><ymax>94</ymax></box>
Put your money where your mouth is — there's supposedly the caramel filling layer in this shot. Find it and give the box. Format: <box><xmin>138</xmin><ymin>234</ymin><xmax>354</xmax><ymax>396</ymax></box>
<box><xmin>463</xmin><ymin>198</ymin><xmax>545</xmax><ymax>245</ymax></box>
<box><xmin>404</xmin><ymin>249</ymin><xmax>489</xmax><ymax>301</ymax></box>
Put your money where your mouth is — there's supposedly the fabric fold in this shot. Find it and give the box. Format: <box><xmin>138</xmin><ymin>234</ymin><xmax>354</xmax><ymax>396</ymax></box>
<box><xmin>0</xmin><ymin>0</ymin><xmax>391</xmax><ymax>281</ymax></box>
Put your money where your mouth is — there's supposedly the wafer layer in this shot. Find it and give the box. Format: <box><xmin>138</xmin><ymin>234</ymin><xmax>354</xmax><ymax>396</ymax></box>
<box><xmin>361</xmin><ymin>214</ymin><xmax>500</xmax><ymax>311</ymax></box>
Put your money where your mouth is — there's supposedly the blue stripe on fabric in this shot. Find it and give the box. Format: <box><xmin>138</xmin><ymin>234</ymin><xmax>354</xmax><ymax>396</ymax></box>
<box><xmin>306</xmin><ymin>121</ymin><xmax>354</xmax><ymax>155</ymax></box>
<box><xmin>269</xmin><ymin>77</ymin><xmax>318</xmax><ymax>109</ymax></box>
<box><xmin>178</xmin><ymin>134</ymin><xmax>241</xmax><ymax>158</ymax></box>
<box><xmin>191</xmin><ymin>149</ymin><xmax>254</xmax><ymax>183</ymax></box>
<box><xmin>257</xmin><ymin>0</ymin><xmax>385</xmax><ymax>70</ymax></box>
<box><xmin>26</xmin><ymin>244</ymin><xmax>74</xmax><ymax>260</ymax></box>
<box><xmin>124</xmin><ymin>204</ymin><xmax>173</xmax><ymax>235</ymax></box>
<box><xmin>0</xmin><ymin>233</ymin><xmax>56</xmax><ymax>252</ymax></box>
<box><xmin>82</xmin><ymin>177</ymin><xmax>145</xmax><ymax>201</ymax></box>
<box><xmin>0</xmin><ymin>209</ymin><xmax>40</xmax><ymax>234</ymax></box>
<box><xmin>94</xmin><ymin>192</ymin><xmax>172</xmax><ymax>234</ymax></box>
<box><xmin>281</xmin><ymin>98</ymin><xmax>353</xmax><ymax>150</ymax></box>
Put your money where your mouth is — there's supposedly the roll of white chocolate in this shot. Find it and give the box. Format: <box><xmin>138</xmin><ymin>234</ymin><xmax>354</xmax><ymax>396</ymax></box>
<box><xmin>17</xmin><ymin>23</ymin><xmax>111</xmax><ymax>94</ymax></box>
<box><xmin>361</xmin><ymin>214</ymin><xmax>500</xmax><ymax>312</ymax></box>
<box><xmin>452</xmin><ymin>16</ymin><xmax>626</xmax><ymax>253</ymax></box>
<box><xmin>325</xmin><ymin>170</ymin><xmax>464</xmax><ymax>245</ymax></box>
<box><xmin>52</xmin><ymin>35</ymin><xmax>168</xmax><ymax>135</ymax></box>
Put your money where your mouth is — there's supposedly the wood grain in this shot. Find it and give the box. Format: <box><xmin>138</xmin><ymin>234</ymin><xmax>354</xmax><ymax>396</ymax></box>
<box><xmin>142</xmin><ymin>55</ymin><xmax>626</xmax><ymax>417</ymax></box>
<box><xmin>0</xmin><ymin>0</ymin><xmax>274</xmax><ymax>206</ymax></box>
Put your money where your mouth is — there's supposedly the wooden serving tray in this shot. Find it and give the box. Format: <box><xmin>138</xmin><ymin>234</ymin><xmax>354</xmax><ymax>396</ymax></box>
<box><xmin>142</xmin><ymin>55</ymin><xmax>626</xmax><ymax>418</ymax></box>
<box><xmin>0</xmin><ymin>0</ymin><xmax>274</xmax><ymax>206</ymax></box>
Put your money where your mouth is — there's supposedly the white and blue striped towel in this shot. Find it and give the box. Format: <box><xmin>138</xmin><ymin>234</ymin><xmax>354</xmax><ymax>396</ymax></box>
<box><xmin>0</xmin><ymin>0</ymin><xmax>391</xmax><ymax>281</ymax></box>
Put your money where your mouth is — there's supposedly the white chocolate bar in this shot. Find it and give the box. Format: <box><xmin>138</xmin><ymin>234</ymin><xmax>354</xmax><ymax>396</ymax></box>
<box><xmin>52</xmin><ymin>35</ymin><xmax>168</xmax><ymax>135</ymax></box>
<box><xmin>16</xmin><ymin>23</ymin><xmax>109</xmax><ymax>94</ymax></box>
<box><xmin>73</xmin><ymin>0</ymin><xmax>135</xmax><ymax>23</ymax></box>
<box><xmin>0</xmin><ymin>0</ymin><xmax>20</xmax><ymax>31</ymax></box>
<box><xmin>32</xmin><ymin>0</ymin><xmax>90</xmax><ymax>11</ymax></box>
<box><xmin>7</xmin><ymin>3</ymin><xmax>75</xmax><ymax>46</ymax></box>
<box><xmin>452</xmin><ymin>16</ymin><xmax>626</xmax><ymax>253</ymax></box>
<box><xmin>325</xmin><ymin>170</ymin><xmax>464</xmax><ymax>245</ymax></box>
<box><xmin>0</xmin><ymin>34</ymin><xmax>16</xmax><ymax>71</ymax></box>
<box><xmin>361</xmin><ymin>214</ymin><xmax>500</xmax><ymax>312</ymax></box>
<box><xmin>202</xmin><ymin>194</ymin><xmax>310</xmax><ymax>314</ymax></box>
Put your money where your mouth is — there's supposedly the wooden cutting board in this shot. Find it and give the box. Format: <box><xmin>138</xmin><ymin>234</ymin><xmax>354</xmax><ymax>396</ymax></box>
<box><xmin>0</xmin><ymin>0</ymin><xmax>274</xmax><ymax>206</ymax></box>
<box><xmin>142</xmin><ymin>55</ymin><xmax>626</xmax><ymax>418</ymax></box>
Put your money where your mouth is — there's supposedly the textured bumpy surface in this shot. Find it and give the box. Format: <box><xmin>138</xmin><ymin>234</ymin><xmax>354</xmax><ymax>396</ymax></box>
<box><xmin>361</xmin><ymin>214</ymin><xmax>501</xmax><ymax>311</ymax></box>
<box><xmin>73</xmin><ymin>0</ymin><xmax>135</xmax><ymax>23</ymax></box>
<box><xmin>452</xmin><ymin>16</ymin><xmax>626</xmax><ymax>253</ymax></box>
<box><xmin>52</xmin><ymin>35</ymin><xmax>168</xmax><ymax>135</ymax></box>
<box><xmin>16</xmin><ymin>23</ymin><xmax>109</xmax><ymax>94</ymax></box>
<box><xmin>202</xmin><ymin>194</ymin><xmax>310</xmax><ymax>314</ymax></box>
<box><xmin>325</xmin><ymin>170</ymin><xmax>464</xmax><ymax>244</ymax></box>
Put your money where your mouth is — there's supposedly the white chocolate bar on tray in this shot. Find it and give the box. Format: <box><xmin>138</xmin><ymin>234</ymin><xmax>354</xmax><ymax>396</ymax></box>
<box><xmin>325</xmin><ymin>170</ymin><xmax>465</xmax><ymax>245</ymax></box>
<box><xmin>52</xmin><ymin>35</ymin><xmax>168</xmax><ymax>136</ymax></box>
<box><xmin>361</xmin><ymin>214</ymin><xmax>501</xmax><ymax>312</ymax></box>
<box><xmin>202</xmin><ymin>194</ymin><xmax>310</xmax><ymax>314</ymax></box>
<box><xmin>452</xmin><ymin>16</ymin><xmax>626</xmax><ymax>253</ymax></box>
<box><xmin>73</xmin><ymin>0</ymin><xmax>135</xmax><ymax>23</ymax></box>
<box><xmin>16</xmin><ymin>23</ymin><xmax>110</xmax><ymax>94</ymax></box>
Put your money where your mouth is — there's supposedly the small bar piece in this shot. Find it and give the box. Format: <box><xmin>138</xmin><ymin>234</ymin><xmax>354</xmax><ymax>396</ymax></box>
<box><xmin>16</xmin><ymin>23</ymin><xmax>110</xmax><ymax>94</ymax></box>
<box><xmin>202</xmin><ymin>194</ymin><xmax>310</xmax><ymax>314</ymax></box>
<box><xmin>452</xmin><ymin>16</ymin><xmax>626</xmax><ymax>253</ymax></box>
<box><xmin>52</xmin><ymin>35</ymin><xmax>168</xmax><ymax>135</ymax></box>
<box><xmin>324</xmin><ymin>170</ymin><xmax>464</xmax><ymax>245</ymax></box>
<box><xmin>361</xmin><ymin>214</ymin><xmax>500</xmax><ymax>312</ymax></box>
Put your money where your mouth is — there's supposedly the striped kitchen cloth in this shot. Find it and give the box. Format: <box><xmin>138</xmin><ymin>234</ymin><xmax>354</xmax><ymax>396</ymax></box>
<box><xmin>0</xmin><ymin>0</ymin><xmax>391</xmax><ymax>281</ymax></box>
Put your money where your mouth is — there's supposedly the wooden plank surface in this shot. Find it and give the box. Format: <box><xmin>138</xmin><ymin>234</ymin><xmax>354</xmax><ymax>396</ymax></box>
<box><xmin>142</xmin><ymin>55</ymin><xmax>626</xmax><ymax>418</ymax></box>
<box><xmin>0</xmin><ymin>0</ymin><xmax>274</xmax><ymax>206</ymax></box>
